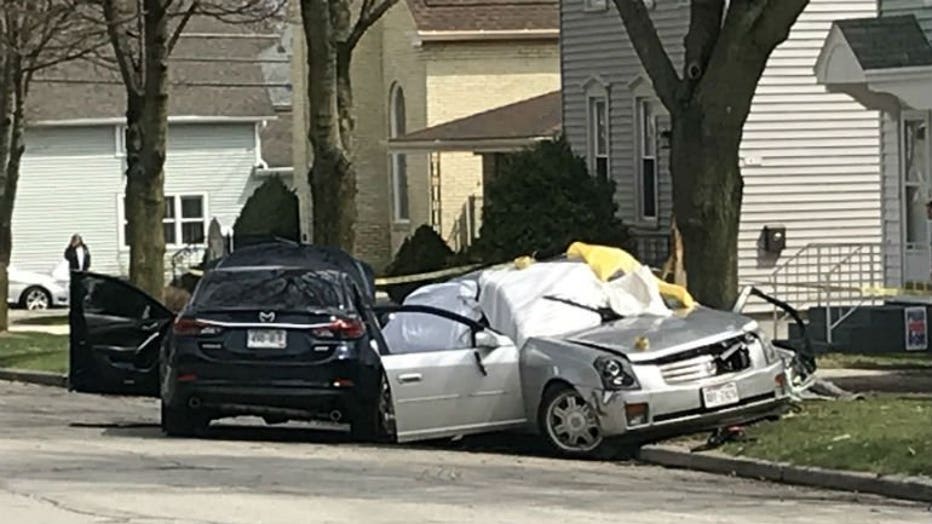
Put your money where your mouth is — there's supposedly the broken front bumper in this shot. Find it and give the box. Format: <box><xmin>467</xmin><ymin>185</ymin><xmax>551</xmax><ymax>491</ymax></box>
<box><xmin>586</xmin><ymin>361</ymin><xmax>791</xmax><ymax>443</ymax></box>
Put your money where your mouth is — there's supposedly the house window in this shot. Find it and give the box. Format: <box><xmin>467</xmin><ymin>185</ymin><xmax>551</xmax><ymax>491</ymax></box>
<box><xmin>904</xmin><ymin>116</ymin><xmax>928</xmax><ymax>246</ymax></box>
<box><xmin>390</xmin><ymin>84</ymin><xmax>410</xmax><ymax>222</ymax></box>
<box><xmin>587</xmin><ymin>96</ymin><xmax>609</xmax><ymax>178</ymax></box>
<box><xmin>585</xmin><ymin>0</ymin><xmax>607</xmax><ymax>11</ymax></box>
<box><xmin>637</xmin><ymin>98</ymin><xmax>658</xmax><ymax>221</ymax></box>
<box><xmin>122</xmin><ymin>195</ymin><xmax>207</xmax><ymax>247</ymax></box>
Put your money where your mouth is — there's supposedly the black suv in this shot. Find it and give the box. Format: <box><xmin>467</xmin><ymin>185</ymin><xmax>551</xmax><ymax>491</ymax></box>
<box><xmin>69</xmin><ymin>242</ymin><xmax>387</xmax><ymax>439</ymax></box>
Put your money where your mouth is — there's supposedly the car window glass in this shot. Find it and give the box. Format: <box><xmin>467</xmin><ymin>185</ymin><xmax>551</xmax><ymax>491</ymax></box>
<box><xmin>381</xmin><ymin>311</ymin><xmax>474</xmax><ymax>354</ymax></box>
<box><xmin>84</xmin><ymin>278</ymin><xmax>163</xmax><ymax>319</ymax></box>
<box><xmin>192</xmin><ymin>268</ymin><xmax>354</xmax><ymax>311</ymax></box>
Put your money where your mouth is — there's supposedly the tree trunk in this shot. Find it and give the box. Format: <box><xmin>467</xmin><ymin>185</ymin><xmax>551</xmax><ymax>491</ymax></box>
<box><xmin>670</xmin><ymin>103</ymin><xmax>743</xmax><ymax>309</ymax></box>
<box><xmin>125</xmin><ymin>0</ymin><xmax>171</xmax><ymax>302</ymax></box>
<box><xmin>301</xmin><ymin>0</ymin><xmax>357</xmax><ymax>252</ymax></box>
<box><xmin>0</xmin><ymin>53</ymin><xmax>17</xmax><ymax>332</ymax></box>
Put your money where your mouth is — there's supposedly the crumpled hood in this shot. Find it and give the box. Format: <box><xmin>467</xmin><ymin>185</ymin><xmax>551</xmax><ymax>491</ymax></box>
<box><xmin>562</xmin><ymin>306</ymin><xmax>755</xmax><ymax>362</ymax></box>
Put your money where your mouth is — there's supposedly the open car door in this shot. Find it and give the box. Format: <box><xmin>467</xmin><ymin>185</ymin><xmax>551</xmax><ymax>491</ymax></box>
<box><xmin>69</xmin><ymin>272</ymin><xmax>173</xmax><ymax>397</ymax></box>
<box><xmin>375</xmin><ymin>305</ymin><xmax>526</xmax><ymax>443</ymax></box>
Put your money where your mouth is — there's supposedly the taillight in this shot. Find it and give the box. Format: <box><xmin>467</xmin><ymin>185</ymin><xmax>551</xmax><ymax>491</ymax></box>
<box><xmin>313</xmin><ymin>318</ymin><xmax>366</xmax><ymax>339</ymax></box>
<box><xmin>173</xmin><ymin>318</ymin><xmax>222</xmax><ymax>336</ymax></box>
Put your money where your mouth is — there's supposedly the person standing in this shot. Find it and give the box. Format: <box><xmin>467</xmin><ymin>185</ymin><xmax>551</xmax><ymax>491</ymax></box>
<box><xmin>64</xmin><ymin>234</ymin><xmax>91</xmax><ymax>272</ymax></box>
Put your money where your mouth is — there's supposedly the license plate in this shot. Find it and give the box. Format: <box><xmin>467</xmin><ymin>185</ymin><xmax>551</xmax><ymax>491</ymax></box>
<box><xmin>702</xmin><ymin>382</ymin><xmax>740</xmax><ymax>409</ymax></box>
<box><xmin>247</xmin><ymin>329</ymin><xmax>287</xmax><ymax>349</ymax></box>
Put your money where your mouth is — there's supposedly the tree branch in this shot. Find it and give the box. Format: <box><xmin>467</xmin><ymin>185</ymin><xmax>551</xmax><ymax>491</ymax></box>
<box><xmin>167</xmin><ymin>1</ymin><xmax>199</xmax><ymax>55</ymax></box>
<box><xmin>101</xmin><ymin>0</ymin><xmax>143</xmax><ymax>94</ymax></box>
<box><xmin>348</xmin><ymin>0</ymin><xmax>398</xmax><ymax>51</ymax></box>
<box><xmin>683</xmin><ymin>0</ymin><xmax>724</xmax><ymax>83</ymax></box>
<box><xmin>611</xmin><ymin>0</ymin><xmax>681</xmax><ymax>112</ymax></box>
<box><xmin>750</xmin><ymin>0</ymin><xmax>809</xmax><ymax>52</ymax></box>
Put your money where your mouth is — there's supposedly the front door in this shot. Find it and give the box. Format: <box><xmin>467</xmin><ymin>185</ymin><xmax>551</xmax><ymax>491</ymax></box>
<box><xmin>903</xmin><ymin>112</ymin><xmax>932</xmax><ymax>285</ymax></box>
<box><xmin>375</xmin><ymin>306</ymin><xmax>525</xmax><ymax>443</ymax></box>
<box><xmin>69</xmin><ymin>272</ymin><xmax>173</xmax><ymax>397</ymax></box>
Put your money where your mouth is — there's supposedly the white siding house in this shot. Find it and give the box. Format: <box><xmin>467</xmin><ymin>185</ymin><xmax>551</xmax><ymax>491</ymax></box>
<box><xmin>560</xmin><ymin>0</ymin><xmax>883</xmax><ymax>303</ymax></box>
<box><xmin>816</xmin><ymin>4</ymin><xmax>932</xmax><ymax>290</ymax></box>
<box><xmin>10</xmin><ymin>17</ymin><xmax>293</xmax><ymax>281</ymax></box>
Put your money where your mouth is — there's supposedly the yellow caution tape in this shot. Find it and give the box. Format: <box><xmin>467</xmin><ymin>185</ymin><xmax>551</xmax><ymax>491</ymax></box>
<box><xmin>744</xmin><ymin>280</ymin><xmax>932</xmax><ymax>298</ymax></box>
<box><xmin>374</xmin><ymin>264</ymin><xmax>485</xmax><ymax>286</ymax></box>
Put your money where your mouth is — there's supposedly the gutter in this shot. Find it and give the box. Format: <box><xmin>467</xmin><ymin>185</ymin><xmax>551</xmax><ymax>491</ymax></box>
<box><xmin>31</xmin><ymin>115</ymin><xmax>277</xmax><ymax>127</ymax></box>
<box><xmin>416</xmin><ymin>29</ymin><xmax>559</xmax><ymax>43</ymax></box>
<box><xmin>255</xmin><ymin>166</ymin><xmax>294</xmax><ymax>176</ymax></box>
<box><xmin>387</xmin><ymin>136</ymin><xmax>549</xmax><ymax>153</ymax></box>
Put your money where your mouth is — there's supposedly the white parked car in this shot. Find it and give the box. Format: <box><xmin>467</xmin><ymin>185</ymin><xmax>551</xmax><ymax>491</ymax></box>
<box><xmin>7</xmin><ymin>266</ymin><xmax>69</xmax><ymax>310</ymax></box>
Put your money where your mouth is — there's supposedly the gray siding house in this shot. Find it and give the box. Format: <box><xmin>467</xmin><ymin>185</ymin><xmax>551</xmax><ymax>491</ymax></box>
<box><xmin>816</xmin><ymin>1</ymin><xmax>932</xmax><ymax>290</ymax></box>
<box><xmin>560</xmin><ymin>0</ymin><xmax>883</xmax><ymax>306</ymax></box>
<box><xmin>12</xmin><ymin>18</ymin><xmax>293</xmax><ymax>279</ymax></box>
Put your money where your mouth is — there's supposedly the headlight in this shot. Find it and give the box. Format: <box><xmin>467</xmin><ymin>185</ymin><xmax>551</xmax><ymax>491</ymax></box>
<box><xmin>593</xmin><ymin>356</ymin><xmax>640</xmax><ymax>390</ymax></box>
<box><xmin>747</xmin><ymin>331</ymin><xmax>777</xmax><ymax>364</ymax></box>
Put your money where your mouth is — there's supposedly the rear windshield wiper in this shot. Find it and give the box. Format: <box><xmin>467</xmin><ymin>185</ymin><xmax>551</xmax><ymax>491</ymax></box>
<box><xmin>543</xmin><ymin>296</ymin><xmax>622</xmax><ymax>323</ymax></box>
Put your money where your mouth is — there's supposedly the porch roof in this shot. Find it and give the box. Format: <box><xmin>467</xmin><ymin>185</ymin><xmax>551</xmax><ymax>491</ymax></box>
<box><xmin>814</xmin><ymin>15</ymin><xmax>932</xmax><ymax>111</ymax></box>
<box><xmin>388</xmin><ymin>91</ymin><xmax>561</xmax><ymax>153</ymax></box>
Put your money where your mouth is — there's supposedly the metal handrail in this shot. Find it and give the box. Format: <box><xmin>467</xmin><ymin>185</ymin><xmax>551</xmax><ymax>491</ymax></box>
<box><xmin>768</xmin><ymin>242</ymin><xmax>882</xmax><ymax>343</ymax></box>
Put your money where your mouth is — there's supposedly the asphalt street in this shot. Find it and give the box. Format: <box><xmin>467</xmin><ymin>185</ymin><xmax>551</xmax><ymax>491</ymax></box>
<box><xmin>0</xmin><ymin>381</ymin><xmax>929</xmax><ymax>523</ymax></box>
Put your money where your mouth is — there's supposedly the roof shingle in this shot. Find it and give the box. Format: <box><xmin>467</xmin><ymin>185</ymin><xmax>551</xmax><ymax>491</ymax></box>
<box><xmin>393</xmin><ymin>90</ymin><xmax>560</xmax><ymax>143</ymax></box>
<box><xmin>29</xmin><ymin>15</ymin><xmax>278</xmax><ymax>122</ymax></box>
<box><xmin>836</xmin><ymin>15</ymin><xmax>932</xmax><ymax>70</ymax></box>
<box><xmin>405</xmin><ymin>0</ymin><xmax>558</xmax><ymax>33</ymax></box>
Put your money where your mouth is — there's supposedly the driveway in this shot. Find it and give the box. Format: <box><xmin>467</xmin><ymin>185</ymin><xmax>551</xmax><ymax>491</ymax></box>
<box><xmin>0</xmin><ymin>381</ymin><xmax>929</xmax><ymax>523</ymax></box>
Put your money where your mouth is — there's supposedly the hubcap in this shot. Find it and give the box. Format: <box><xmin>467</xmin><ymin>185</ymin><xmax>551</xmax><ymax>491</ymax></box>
<box><xmin>546</xmin><ymin>390</ymin><xmax>603</xmax><ymax>452</ymax></box>
<box><xmin>26</xmin><ymin>290</ymin><xmax>50</xmax><ymax>311</ymax></box>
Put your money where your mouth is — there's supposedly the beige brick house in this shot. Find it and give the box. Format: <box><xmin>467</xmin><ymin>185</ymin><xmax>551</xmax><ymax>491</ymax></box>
<box><xmin>292</xmin><ymin>0</ymin><xmax>559</xmax><ymax>269</ymax></box>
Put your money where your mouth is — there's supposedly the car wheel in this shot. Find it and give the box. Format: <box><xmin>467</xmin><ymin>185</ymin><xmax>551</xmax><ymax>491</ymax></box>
<box><xmin>21</xmin><ymin>286</ymin><xmax>51</xmax><ymax>311</ymax></box>
<box><xmin>350</xmin><ymin>372</ymin><xmax>395</xmax><ymax>443</ymax></box>
<box><xmin>539</xmin><ymin>384</ymin><xmax>617</xmax><ymax>459</ymax></box>
<box><xmin>161</xmin><ymin>402</ymin><xmax>209</xmax><ymax>438</ymax></box>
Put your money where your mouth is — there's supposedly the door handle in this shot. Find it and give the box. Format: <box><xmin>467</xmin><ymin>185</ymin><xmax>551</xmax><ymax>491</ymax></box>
<box><xmin>398</xmin><ymin>373</ymin><xmax>422</xmax><ymax>383</ymax></box>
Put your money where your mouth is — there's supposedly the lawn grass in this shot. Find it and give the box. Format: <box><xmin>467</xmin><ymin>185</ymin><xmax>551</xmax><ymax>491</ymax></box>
<box><xmin>0</xmin><ymin>332</ymin><xmax>68</xmax><ymax>373</ymax></box>
<box><xmin>817</xmin><ymin>352</ymin><xmax>932</xmax><ymax>370</ymax></box>
<box><xmin>722</xmin><ymin>396</ymin><xmax>932</xmax><ymax>477</ymax></box>
<box><xmin>13</xmin><ymin>314</ymin><xmax>69</xmax><ymax>326</ymax></box>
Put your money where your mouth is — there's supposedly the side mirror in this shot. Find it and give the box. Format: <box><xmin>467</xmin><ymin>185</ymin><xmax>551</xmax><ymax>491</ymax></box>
<box><xmin>475</xmin><ymin>330</ymin><xmax>499</xmax><ymax>349</ymax></box>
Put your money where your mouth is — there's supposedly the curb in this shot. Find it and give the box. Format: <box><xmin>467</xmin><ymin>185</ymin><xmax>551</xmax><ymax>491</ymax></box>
<box><xmin>0</xmin><ymin>368</ymin><xmax>68</xmax><ymax>388</ymax></box>
<box><xmin>637</xmin><ymin>445</ymin><xmax>932</xmax><ymax>504</ymax></box>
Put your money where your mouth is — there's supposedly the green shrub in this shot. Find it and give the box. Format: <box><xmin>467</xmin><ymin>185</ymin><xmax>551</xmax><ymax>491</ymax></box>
<box><xmin>384</xmin><ymin>225</ymin><xmax>457</xmax><ymax>303</ymax></box>
<box><xmin>233</xmin><ymin>177</ymin><xmax>300</xmax><ymax>247</ymax></box>
<box><xmin>471</xmin><ymin>136</ymin><xmax>630</xmax><ymax>262</ymax></box>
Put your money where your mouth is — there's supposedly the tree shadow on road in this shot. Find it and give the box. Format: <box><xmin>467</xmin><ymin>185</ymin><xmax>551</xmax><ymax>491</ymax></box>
<box><xmin>75</xmin><ymin>418</ymin><xmax>576</xmax><ymax>461</ymax></box>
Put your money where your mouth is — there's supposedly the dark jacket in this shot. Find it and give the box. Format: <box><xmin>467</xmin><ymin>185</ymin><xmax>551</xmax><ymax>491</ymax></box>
<box><xmin>65</xmin><ymin>244</ymin><xmax>91</xmax><ymax>271</ymax></box>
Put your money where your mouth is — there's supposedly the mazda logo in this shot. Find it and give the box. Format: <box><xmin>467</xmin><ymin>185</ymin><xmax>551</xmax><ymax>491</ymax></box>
<box><xmin>259</xmin><ymin>311</ymin><xmax>276</xmax><ymax>323</ymax></box>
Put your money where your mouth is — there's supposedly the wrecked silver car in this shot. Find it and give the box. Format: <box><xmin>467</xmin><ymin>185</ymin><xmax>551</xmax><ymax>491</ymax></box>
<box><xmin>377</xmin><ymin>246</ymin><xmax>804</xmax><ymax>458</ymax></box>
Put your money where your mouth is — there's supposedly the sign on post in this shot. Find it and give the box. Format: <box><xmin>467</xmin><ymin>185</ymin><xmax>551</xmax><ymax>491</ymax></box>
<box><xmin>904</xmin><ymin>306</ymin><xmax>928</xmax><ymax>352</ymax></box>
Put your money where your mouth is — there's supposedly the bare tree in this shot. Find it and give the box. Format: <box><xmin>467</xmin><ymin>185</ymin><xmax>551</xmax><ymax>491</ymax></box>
<box><xmin>613</xmin><ymin>0</ymin><xmax>808</xmax><ymax>308</ymax></box>
<box><xmin>92</xmin><ymin>0</ymin><xmax>284</xmax><ymax>301</ymax></box>
<box><xmin>0</xmin><ymin>0</ymin><xmax>105</xmax><ymax>332</ymax></box>
<box><xmin>300</xmin><ymin>0</ymin><xmax>398</xmax><ymax>251</ymax></box>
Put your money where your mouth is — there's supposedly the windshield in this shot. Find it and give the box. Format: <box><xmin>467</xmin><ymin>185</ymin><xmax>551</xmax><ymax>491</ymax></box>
<box><xmin>191</xmin><ymin>268</ymin><xmax>356</xmax><ymax>312</ymax></box>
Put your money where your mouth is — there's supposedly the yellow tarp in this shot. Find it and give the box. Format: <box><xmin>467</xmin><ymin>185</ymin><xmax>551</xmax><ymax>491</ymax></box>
<box><xmin>566</xmin><ymin>242</ymin><xmax>696</xmax><ymax>309</ymax></box>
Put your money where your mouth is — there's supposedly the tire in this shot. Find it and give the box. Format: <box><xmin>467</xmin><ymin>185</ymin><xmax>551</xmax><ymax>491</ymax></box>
<box><xmin>538</xmin><ymin>384</ymin><xmax>619</xmax><ymax>460</ymax></box>
<box><xmin>20</xmin><ymin>286</ymin><xmax>52</xmax><ymax>311</ymax></box>
<box><xmin>161</xmin><ymin>402</ymin><xmax>209</xmax><ymax>438</ymax></box>
<box><xmin>350</xmin><ymin>372</ymin><xmax>395</xmax><ymax>443</ymax></box>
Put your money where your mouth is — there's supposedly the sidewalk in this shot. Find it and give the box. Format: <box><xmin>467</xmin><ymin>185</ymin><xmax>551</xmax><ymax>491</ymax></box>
<box><xmin>818</xmin><ymin>367</ymin><xmax>932</xmax><ymax>395</ymax></box>
<box><xmin>7</xmin><ymin>324</ymin><xmax>69</xmax><ymax>335</ymax></box>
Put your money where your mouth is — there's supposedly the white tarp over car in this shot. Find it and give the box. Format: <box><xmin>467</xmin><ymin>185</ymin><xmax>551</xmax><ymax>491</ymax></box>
<box><xmin>381</xmin><ymin>280</ymin><xmax>482</xmax><ymax>353</ymax></box>
<box><xmin>478</xmin><ymin>261</ymin><xmax>672</xmax><ymax>347</ymax></box>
